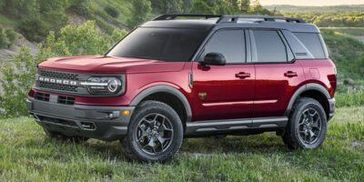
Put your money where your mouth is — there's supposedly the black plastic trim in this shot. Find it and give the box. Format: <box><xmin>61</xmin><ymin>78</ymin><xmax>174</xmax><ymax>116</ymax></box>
<box><xmin>285</xmin><ymin>83</ymin><xmax>331</xmax><ymax>115</ymax></box>
<box><xmin>130</xmin><ymin>85</ymin><xmax>192</xmax><ymax>123</ymax></box>
<box><xmin>185</xmin><ymin>116</ymin><xmax>288</xmax><ymax>135</ymax></box>
<box><xmin>27</xmin><ymin>97</ymin><xmax>134</xmax><ymax>141</ymax></box>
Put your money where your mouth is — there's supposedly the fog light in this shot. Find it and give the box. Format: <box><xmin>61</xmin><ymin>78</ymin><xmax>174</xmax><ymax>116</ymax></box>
<box><xmin>108</xmin><ymin>111</ymin><xmax>120</xmax><ymax>119</ymax></box>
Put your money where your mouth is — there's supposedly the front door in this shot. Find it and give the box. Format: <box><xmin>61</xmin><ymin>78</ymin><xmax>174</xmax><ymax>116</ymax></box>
<box><xmin>191</xmin><ymin>29</ymin><xmax>255</xmax><ymax>121</ymax></box>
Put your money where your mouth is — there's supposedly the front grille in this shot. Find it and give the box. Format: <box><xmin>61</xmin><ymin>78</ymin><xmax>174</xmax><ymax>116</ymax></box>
<box><xmin>38</xmin><ymin>82</ymin><xmax>78</xmax><ymax>92</ymax></box>
<box><xmin>58</xmin><ymin>96</ymin><xmax>75</xmax><ymax>105</ymax></box>
<box><xmin>34</xmin><ymin>92</ymin><xmax>50</xmax><ymax>102</ymax></box>
<box><xmin>39</xmin><ymin>69</ymin><xmax>79</xmax><ymax>80</ymax></box>
<box><xmin>36</xmin><ymin>69</ymin><xmax>80</xmax><ymax>93</ymax></box>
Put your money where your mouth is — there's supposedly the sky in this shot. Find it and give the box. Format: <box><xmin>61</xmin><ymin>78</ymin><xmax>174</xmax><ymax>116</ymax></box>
<box><xmin>259</xmin><ymin>0</ymin><xmax>364</xmax><ymax>6</ymax></box>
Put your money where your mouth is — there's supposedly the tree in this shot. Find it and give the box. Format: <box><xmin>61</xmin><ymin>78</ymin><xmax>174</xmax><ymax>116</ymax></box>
<box><xmin>151</xmin><ymin>0</ymin><xmax>183</xmax><ymax>13</ymax></box>
<box><xmin>128</xmin><ymin>0</ymin><xmax>152</xmax><ymax>28</ymax></box>
<box><xmin>240</xmin><ymin>0</ymin><xmax>250</xmax><ymax>12</ymax></box>
<box><xmin>190</xmin><ymin>0</ymin><xmax>215</xmax><ymax>14</ymax></box>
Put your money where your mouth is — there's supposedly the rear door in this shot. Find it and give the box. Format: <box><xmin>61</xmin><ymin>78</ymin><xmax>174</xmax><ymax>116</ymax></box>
<box><xmin>250</xmin><ymin>29</ymin><xmax>304</xmax><ymax>117</ymax></box>
<box><xmin>191</xmin><ymin>29</ymin><xmax>255</xmax><ymax>121</ymax></box>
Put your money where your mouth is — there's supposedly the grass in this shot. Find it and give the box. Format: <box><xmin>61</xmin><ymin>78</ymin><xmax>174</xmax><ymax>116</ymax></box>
<box><xmin>0</xmin><ymin>107</ymin><xmax>363</xmax><ymax>181</ymax></box>
<box><xmin>336</xmin><ymin>91</ymin><xmax>364</xmax><ymax>107</ymax></box>
<box><xmin>320</xmin><ymin>27</ymin><xmax>364</xmax><ymax>36</ymax></box>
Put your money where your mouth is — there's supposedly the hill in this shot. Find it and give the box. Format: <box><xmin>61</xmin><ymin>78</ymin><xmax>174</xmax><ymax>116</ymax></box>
<box><xmin>265</xmin><ymin>4</ymin><xmax>364</xmax><ymax>13</ymax></box>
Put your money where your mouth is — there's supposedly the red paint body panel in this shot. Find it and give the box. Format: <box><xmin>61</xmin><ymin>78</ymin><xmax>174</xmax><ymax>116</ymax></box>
<box><xmin>254</xmin><ymin>61</ymin><xmax>305</xmax><ymax>117</ymax></box>
<box><xmin>32</xmin><ymin>55</ymin><xmax>336</xmax><ymax>121</ymax></box>
<box><xmin>190</xmin><ymin>62</ymin><xmax>255</xmax><ymax>120</ymax></box>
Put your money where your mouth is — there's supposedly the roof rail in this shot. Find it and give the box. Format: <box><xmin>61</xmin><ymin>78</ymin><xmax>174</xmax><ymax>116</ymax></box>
<box><xmin>218</xmin><ymin>15</ymin><xmax>306</xmax><ymax>23</ymax></box>
<box><xmin>153</xmin><ymin>14</ymin><xmax>306</xmax><ymax>24</ymax></box>
<box><xmin>153</xmin><ymin>14</ymin><xmax>222</xmax><ymax>21</ymax></box>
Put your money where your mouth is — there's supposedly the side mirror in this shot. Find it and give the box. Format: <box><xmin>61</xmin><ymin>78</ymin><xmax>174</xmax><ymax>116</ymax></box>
<box><xmin>201</xmin><ymin>52</ymin><xmax>226</xmax><ymax>66</ymax></box>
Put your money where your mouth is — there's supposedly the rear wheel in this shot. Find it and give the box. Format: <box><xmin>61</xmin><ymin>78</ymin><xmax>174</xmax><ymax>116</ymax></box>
<box><xmin>44</xmin><ymin>129</ymin><xmax>89</xmax><ymax>143</ymax></box>
<box><xmin>283</xmin><ymin>97</ymin><xmax>327</xmax><ymax>149</ymax></box>
<box><xmin>122</xmin><ymin>101</ymin><xmax>183</xmax><ymax>162</ymax></box>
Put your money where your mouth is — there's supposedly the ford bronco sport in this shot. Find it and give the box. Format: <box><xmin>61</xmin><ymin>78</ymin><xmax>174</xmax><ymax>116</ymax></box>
<box><xmin>27</xmin><ymin>14</ymin><xmax>336</xmax><ymax>162</ymax></box>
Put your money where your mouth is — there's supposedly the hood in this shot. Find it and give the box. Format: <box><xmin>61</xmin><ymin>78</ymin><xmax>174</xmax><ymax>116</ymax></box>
<box><xmin>38</xmin><ymin>55</ymin><xmax>186</xmax><ymax>74</ymax></box>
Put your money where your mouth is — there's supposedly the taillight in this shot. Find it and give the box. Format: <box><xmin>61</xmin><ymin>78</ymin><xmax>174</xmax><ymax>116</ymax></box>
<box><xmin>328</xmin><ymin>74</ymin><xmax>337</xmax><ymax>92</ymax></box>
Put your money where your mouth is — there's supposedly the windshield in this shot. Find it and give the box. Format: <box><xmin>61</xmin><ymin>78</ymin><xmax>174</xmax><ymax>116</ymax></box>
<box><xmin>107</xmin><ymin>27</ymin><xmax>208</xmax><ymax>62</ymax></box>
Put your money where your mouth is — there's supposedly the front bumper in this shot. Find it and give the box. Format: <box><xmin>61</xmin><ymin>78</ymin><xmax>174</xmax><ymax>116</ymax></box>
<box><xmin>27</xmin><ymin>97</ymin><xmax>134</xmax><ymax>141</ymax></box>
<box><xmin>328</xmin><ymin>98</ymin><xmax>335</xmax><ymax>120</ymax></box>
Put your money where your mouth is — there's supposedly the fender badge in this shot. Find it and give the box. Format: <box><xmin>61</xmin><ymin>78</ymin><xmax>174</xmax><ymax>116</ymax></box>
<box><xmin>198</xmin><ymin>92</ymin><xmax>207</xmax><ymax>101</ymax></box>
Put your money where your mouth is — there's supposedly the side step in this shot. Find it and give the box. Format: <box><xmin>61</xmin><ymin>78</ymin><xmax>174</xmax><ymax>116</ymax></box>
<box><xmin>185</xmin><ymin>116</ymin><xmax>288</xmax><ymax>135</ymax></box>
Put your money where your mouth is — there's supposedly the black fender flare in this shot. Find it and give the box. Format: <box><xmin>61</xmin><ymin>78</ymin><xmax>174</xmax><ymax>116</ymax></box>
<box><xmin>130</xmin><ymin>85</ymin><xmax>192</xmax><ymax>122</ymax></box>
<box><xmin>286</xmin><ymin>83</ymin><xmax>330</xmax><ymax>115</ymax></box>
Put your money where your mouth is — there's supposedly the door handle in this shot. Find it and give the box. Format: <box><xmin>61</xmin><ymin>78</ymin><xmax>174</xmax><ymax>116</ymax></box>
<box><xmin>235</xmin><ymin>72</ymin><xmax>251</xmax><ymax>79</ymax></box>
<box><xmin>284</xmin><ymin>71</ymin><xmax>298</xmax><ymax>78</ymax></box>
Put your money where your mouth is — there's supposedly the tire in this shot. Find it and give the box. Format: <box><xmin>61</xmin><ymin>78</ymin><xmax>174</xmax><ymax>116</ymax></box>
<box><xmin>44</xmin><ymin>128</ymin><xmax>89</xmax><ymax>143</ymax></box>
<box><xmin>282</xmin><ymin>97</ymin><xmax>327</xmax><ymax>150</ymax></box>
<box><xmin>121</xmin><ymin>101</ymin><xmax>184</xmax><ymax>162</ymax></box>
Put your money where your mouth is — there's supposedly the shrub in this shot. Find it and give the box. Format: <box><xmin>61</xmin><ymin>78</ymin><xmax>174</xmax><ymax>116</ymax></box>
<box><xmin>0</xmin><ymin>48</ymin><xmax>38</xmax><ymax>118</ymax></box>
<box><xmin>104</xmin><ymin>5</ymin><xmax>119</xmax><ymax>18</ymax></box>
<box><xmin>128</xmin><ymin>0</ymin><xmax>152</xmax><ymax>28</ymax></box>
<box><xmin>0</xmin><ymin>28</ymin><xmax>17</xmax><ymax>48</ymax></box>
<box><xmin>68</xmin><ymin>0</ymin><xmax>91</xmax><ymax>18</ymax></box>
<box><xmin>18</xmin><ymin>17</ymin><xmax>49</xmax><ymax>42</ymax></box>
<box><xmin>0</xmin><ymin>21</ymin><xmax>117</xmax><ymax>118</ymax></box>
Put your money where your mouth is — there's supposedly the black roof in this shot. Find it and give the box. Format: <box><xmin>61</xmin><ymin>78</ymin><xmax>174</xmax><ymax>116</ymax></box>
<box><xmin>141</xmin><ymin>14</ymin><xmax>319</xmax><ymax>33</ymax></box>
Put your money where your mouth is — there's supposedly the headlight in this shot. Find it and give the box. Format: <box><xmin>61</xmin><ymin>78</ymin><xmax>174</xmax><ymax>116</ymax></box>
<box><xmin>80</xmin><ymin>76</ymin><xmax>124</xmax><ymax>96</ymax></box>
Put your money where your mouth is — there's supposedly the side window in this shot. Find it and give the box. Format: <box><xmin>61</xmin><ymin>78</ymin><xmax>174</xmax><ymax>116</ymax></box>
<box><xmin>294</xmin><ymin>33</ymin><xmax>327</xmax><ymax>59</ymax></box>
<box><xmin>201</xmin><ymin>29</ymin><xmax>245</xmax><ymax>64</ymax></box>
<box><xmin>252</xmin><ymin>30</ymin><xmax>288</xmax><ymax>63</ymax></box>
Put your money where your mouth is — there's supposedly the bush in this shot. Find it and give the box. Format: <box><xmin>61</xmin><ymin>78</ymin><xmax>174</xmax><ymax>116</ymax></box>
<box><xmin>0</xmin><ymin>21</ymin><xmax>119</xmax><ymax>118</ymax></box>
<box><xmin>18</xmin><ymin>17</ymin><xmax>49</xmax><ymax>42</ymax></box>
<box><xmin>104</xmin><ymin>5</ymin><xmax>119</xmax><ymax>18</ymax></box>
<box><xmin>0</xmin><ymin>48</ymin><xmax>38</xmax><ymax>118</ymax></box>
<box><xmin>0</xmin><ymin>28</ymin><xmax>17</xmax><ymax>48</ymax></box>
<box><xmin>68</xmin><ymin>0</ymin><xmax>91</xmax><ymax>18</ymax></box>
<box><xmin>128</xmin><ymin>0</ymin><xmax>152</xmax><ymax>28</ymax></box>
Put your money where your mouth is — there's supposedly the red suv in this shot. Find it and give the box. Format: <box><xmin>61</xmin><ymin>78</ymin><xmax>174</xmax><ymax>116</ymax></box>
<box><xmin>27</xmin><ymin>14</ymin><xmax>336</xmax><ymax>162</ymax></box>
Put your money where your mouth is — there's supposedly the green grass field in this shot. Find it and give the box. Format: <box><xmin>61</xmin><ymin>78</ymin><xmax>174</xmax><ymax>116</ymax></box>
<box><xmin>0</xmin><ymin>107</ymin><xmax>363</xmax><ymax>181</ymax></box>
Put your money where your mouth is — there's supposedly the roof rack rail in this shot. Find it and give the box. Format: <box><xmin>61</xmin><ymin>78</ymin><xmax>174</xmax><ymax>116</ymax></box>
<box><xmin>153</xmin><ymin>14</ymin><xmax>222</xmax><ymax>21</ymax></box>
<box><xmin>153</xmin><ymin>14</ymin><xmax>306</xmax><ymax>24</ymax></box>
<box><xmin>217</xmin><ymin>15</ymin><xmax>306</xmax><ymax>23</ymax></box>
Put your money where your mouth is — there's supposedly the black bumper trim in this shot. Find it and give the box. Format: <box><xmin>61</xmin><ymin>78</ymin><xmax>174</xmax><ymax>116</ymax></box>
<box><xmin>328</xmin><ymin>98</ymin><xmax>335</xmax><ymax>120</ymax></box>
<box><xmin>27</xmin><ymin>98</ymin><xmax>134</xmax><ymax>141</ymax></box>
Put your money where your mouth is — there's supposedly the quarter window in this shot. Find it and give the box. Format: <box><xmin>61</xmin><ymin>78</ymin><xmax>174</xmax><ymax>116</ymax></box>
<box><xmin>294</xmin><ymin>33</ymin><xmax>327</xmax><ymax>59</ymax></box>
<box><xmin>252</xmin><ymin>30</ymin><xmax>288</xmax><ymax>63</ymax></box>
<box><xmin>201</xmin><ymin>29</ymin><xmax>245</xmax><ymax>64</ymax></box>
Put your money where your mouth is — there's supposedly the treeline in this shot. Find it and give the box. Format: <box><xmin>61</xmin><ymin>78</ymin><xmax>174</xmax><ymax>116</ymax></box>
<box><xmin>0</xmin><ymin>0</ymin><xmax>75</xmax><ymax>42</ymax></box>
<box><xmin>285</xmin><ymin>12</ymin><xmax>364</xmax><ymax>27</ymax></box>
<box><xmin>0</xmin><ymin>0</ymin><xmax>272</xmax><ymax>43</ymax></box>
<box><xmin>125</xmin><ymin>0</ymin><xmax>271</xmax><ymax>27</ymax></box>
<box><xmin>266</xmin><ymin>5</ymin><xmax>364</xmax><ymax>13</ymax></box>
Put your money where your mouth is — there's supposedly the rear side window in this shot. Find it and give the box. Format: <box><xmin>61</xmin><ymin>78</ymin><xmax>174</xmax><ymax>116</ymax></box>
<box><xmin>294</xmin><ymin>33</ymin><xmax>327</xmax><ymax>59</ymax></box>
<box><xmin>201</xmin><ymin>29</ymin><xmax>245</xmax><ymax>64</ymax></box>
<box><xmin>252</xmin><ymin>30</ymin><xmax>287</xmax><ymax>63</ymax></box>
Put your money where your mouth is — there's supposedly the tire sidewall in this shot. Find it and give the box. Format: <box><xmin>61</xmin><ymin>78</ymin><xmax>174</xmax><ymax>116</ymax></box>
<box><xmin>290</xmin><ymin>98</ymin><xmax>327</xmax><ymax>149</ymax></box>
<box><xmin>126</xmin><ymin>101</ymin><xmax>183</xmax><ymax>162</ymax></box>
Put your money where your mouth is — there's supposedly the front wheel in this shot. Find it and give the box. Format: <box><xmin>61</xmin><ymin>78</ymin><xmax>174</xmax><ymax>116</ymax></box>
<box><xmin>122</xmin><ymin>101</ymin><xmax>183</xmax><ymax>162</ymax></box>
<box><xmin>283</xmin><ymin>97</ymin><xmax>327</xmax><ymax>149</ymax></box>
